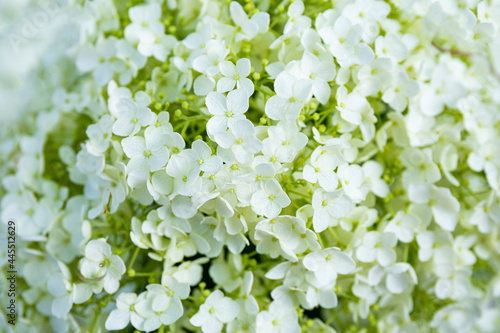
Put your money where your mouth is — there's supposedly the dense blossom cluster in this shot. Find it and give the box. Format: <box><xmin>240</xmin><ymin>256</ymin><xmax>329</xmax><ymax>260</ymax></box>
<box><xmin>2</xmin><ymin>0</ymin><xmax>500</xmax><ymax>332</ymax></box>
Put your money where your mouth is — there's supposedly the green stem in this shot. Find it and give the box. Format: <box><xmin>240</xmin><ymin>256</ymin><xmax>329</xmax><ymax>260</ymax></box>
<box><xmin>337</xmin><ymin>292</ymin><xmax>357</xmax><ymax>301</ymax></box>
<box><xmin>403</xmin><ymin>243</ymin><xmax>410</xmax><ymax>262</ymax></box>
<box><xmin>128</xmin><ymin>247</ymin><xmax>140</xmax><ymax>270</ymax></box>
<box><xmin>316</xmin><ymin>232</ymin><xmax>325</xmax><ymax>249</ymax></box>
<box><xmin>181</xmin><ymin>120</ymin><xmax>190</xmax><ymax>137</ymax></box>
<box><xmin>328</xmin><ymin>227</ymin><xmax>342</xmax><ymax>245</ymax></box>
<box><xmin>287</xmin><ymin>190</ymin><xmax>310</xmax><ymax>199</ymax></box>
<box><xmin>133</xmin><ymin>271</ymin><xmax>163</xmax><ymax>277</ymax></box>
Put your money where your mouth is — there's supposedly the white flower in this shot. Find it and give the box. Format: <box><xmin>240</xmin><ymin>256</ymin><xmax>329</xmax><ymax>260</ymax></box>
<box><xmin>193</xmin><ymin>40</ymin><xmax>230</xmax><ymax>76</ymax></box>
<box><xmin>337</xmin><ymin>164</ymin><xmax>369</xmax><ymax>203</ymax></box>
<box><xmin>434</xmin><ymin>265</ymin><xmax>471</xmax><ymax>300</ymax></box>
<box><xmin>112</xmin><ymin>98</ymin><xmax>154</xmax><ymax>137</ymax></box>
<box><xmin>368</xmin><ymin>263</ymin><xmax>418</xmax><ymax>294</ymax></box>
<box><xmin>311</xmin><ymin>188</ymin><xmax>353</xmax><ymax>232</ymax></box>
<box><xmin>47</xmin><ymin>263</ymin><xmax>74</xmax><ymax>318</ymax></box>
<box><xmin>152</xmin><ymin>111</ymin><xmax>174</xmax><ymax>133</ymax></box>
<box><xmin>265</xmin><ymin>72</ymin><xmax>312</xmax><ymax>121</ymax></box>
<box><xmin>183</xmin><ymin>23</ymin><xmax>212</xmax><ymax>52</ymax></box>
<box><xmin>375</xmin><ymin>34</ymin><xmax>409</xmax><ymax>63</ymax></box>
<box><xmin>86</xmin><ymin>115</ymin><xmax>114</xmax><ymax>155</ymax></box>
<box><xmin>206</xmin><ymin>89</ymin><xmax>249</xmax><ymax>135</ymax></box>
<box><xmin>382</xmin><ymin>71</ymin><xmax>419</xmax><ymax>112</ymax></box>
<box><xmin>302</xmin><ymin>247</ymin><xmax>356</xmax><ymax>288</ymax></box>
<box><xmin>190</xmin><ymin>290</ymin><xmax>239</xmax><ymax>333</ymax></box>
<box><xmin>256</xmin><ymin>301</ymin><xmax>301</xmax><ymax>333</ymax></box>
<box><xmin>303</xmin><ymin>148</ymin><xmax>344</xmax><ymax>192</ymax></box>
<box><xmin>137</xmin><ymin>27</ymin><xmax>177</xmax><ymax>61</ymax></box>
<box><xmin>356</xmin><ymin>231</ymin><xmax>398</xmax><ymax>267</ymax></box>
<box><xmin>209</xmin><ymin>255</ymin><xmax>243</xmax><ymax>293</ymax></box>
<box><xmin>453</xmin><ymin>235</ymin><xmax>477</xmax><ymax>266</ymax></box>
<box><xmin>79</xmin><ymin>238</ymin><xmax>126</xmax><ymax>294</ymax></box>
<box><xmin>356</xmin><ymin>58</ymin><xmax>393</xmax><ymax>96</ymax></box>
<box><xmin>284</xmin><ymin>0</ymin><xmax>311</xmax><ymax>34</ymax></box>
<box><xmin>250</xmin><ymin>179</ymin><xmax>290</xmax><ymax>218</ymax></box>
<box><xmin>229</xmin><ymin>1</ymin><xmax>270</xmax><ymax>41</ymax></box>
<box><xmin>76</xmin><ymin>38</ymin><xmax>117</xmax><ymax>86</ymax></box>
<box><xmin>183</xmin><ymin>139</ymin><xmax>223</xmax><ymax>173</ymax></box>
<box><xmin>418</xmin><ymin>64</ymin><xmax>464</xmax><ymax>117</ymax></box>
<box><xmin>318</xmin><ymin>15</ymin><xmax>374</xmax><ymax>67</ymax></box>
<box><xmin>255</xmin><ymin>215</ymin><xmax>311</xmax><ymax>261</ymax></box>
<box><xmin>124</xmin><ymin>3</ymin><xmax>162</xmax><ymax>44</ymax></box>
<box><xmin>166</xmin><ymin>154</ymin><xmax>201</xmax><ymax>197</ymax></box>
<box><xmin>217</xmin><ymin>58</ymin><xmax>254</xmax><ymax>95</ymax></box>
<box><xmin>470</xmin><ymin>200</ymin><xmax>500</xmax><ymax>233</ymax></box>
<box><xmin>121</xmin><ymin>128</ymin><xmax>169</xmax><ymax>172</ymax></box>
<box><xmin>362</xmin><ymin>161</ymin><xmax>390</xmax><ymax>198</ymax></box>
<box><xmin>214</xmin><ymin>119</ymin><xmax>263</xmax><ymax>164</ymax></box>
<box><xmin>134</xmin><ymin>280</ymin><xmax>189</xmax><ymax>331</ymax></box>
<box><xmin>343</xmin><ymin>0</ymin><xmax>390</xmax><ymax>42</ymax></box>
<box><xmin>385</xmin><ymin>211</ymin><xmax>421</xmax><ymax>243</ymax></box>
<box><xmin>416</xmin><ymin>230</ymin><xmax>453</xmax><ymax>262</ymax></box>
<box><xmin>409</xmin><ymin>182</ymin><xmax>460</xmax><ymax>231</ymax></box>
<box><xmin>335</xmin><ymin>86</ymin><xmax>377</xmax><ymax>142</ymax></box>
<box><xmin>401</xmin><ymin>148</ymin><xmax>441</xmax><ymax>185</ymax></box>
<box><xmin>105</xmin><ymin>293</ymin><xmax>139</xmax><ymax>330</ymax></box>
<box><xmin>297</xmin><ymin>51</ymin><xmax>336</xmax><ymax>104</ymax></box>
<box><xmin>262</xmin><ymin>123</ymin><xmax>308</xmax><ymax>164</ymax></box>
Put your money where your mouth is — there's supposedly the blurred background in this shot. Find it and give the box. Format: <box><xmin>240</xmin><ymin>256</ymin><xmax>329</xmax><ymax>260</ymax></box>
<box><xmin>0</xmin><ymin>0</ymin><xmax>78</xmax><ymax>132</ymax></box>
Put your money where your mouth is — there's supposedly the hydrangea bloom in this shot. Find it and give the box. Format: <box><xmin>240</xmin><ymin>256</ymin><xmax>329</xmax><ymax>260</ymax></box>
<box><xmin>2</xmin><ymin>0</ymin><xmax>500</xmax><ymax>332</ymax></box>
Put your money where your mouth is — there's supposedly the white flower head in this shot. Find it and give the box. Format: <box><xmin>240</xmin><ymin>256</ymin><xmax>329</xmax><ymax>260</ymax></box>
<box><xmin>190</xmin><ymin>290</ymin><xmax>239</xmax><ymax>333</ymax></box>
<box><xmin>303</xmin><ymin>247</ymin><xmax>356</xmax><ymax>288</ymax></box>
<box><xmin>80</xmin><ymin>238</ymin><xmax>126</xmax><ymax>294</ymax></box>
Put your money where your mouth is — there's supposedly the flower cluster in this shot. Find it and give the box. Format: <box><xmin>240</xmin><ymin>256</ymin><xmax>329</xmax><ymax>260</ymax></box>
<box><xmin>2</xmin><ymin>0</ymin><xmax>500</xmax><ymax>332</ymax></box>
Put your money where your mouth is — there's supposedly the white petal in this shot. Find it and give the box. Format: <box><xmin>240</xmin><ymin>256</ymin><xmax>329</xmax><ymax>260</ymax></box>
<box><xmin>217</xmin><ymin>77</ymin><xmax>236</xmax><ymax>93</ymax></box>
<box><xmin>332</xmin><ymin>251</ymin><xmax>356</xmax><ymax>274</ymax></box>
<box><xmin>206</xmin><ymin>92</ymin><xmax>227</xmax><ymax>115</ymax></box>
<box><xmin>219</xmin><ymin>60</ymin><xmax>236</xmax><ymax>76</ymax></box>
<box><xmin>214</xmin><ymin>297</ymin><xmax>239</xmax><ymax>322</ymax></box>
<box><xmin>105</xmin><ymin>310</ymin><xmax>131</xmax><ymax>330</ymax></box>
<box><xmin>51</xmin><ymin>294</ymin><xmax>73</xmax><ymax>318</ymax></box>
<box><xmin>230</xmin><ymin>1</ymin><xmax>248</xmax><ymax>24</ymax></box>
<box><xmin>194</xmin><ymin>75</ymin><xmax>215</xmax><ymax>96</ymax></box>
<box><xmin>76</xmin><ymin>48</ymin><xmax>98</xmax><ymax>72</ymax></box>
<box><xmin>85</xmin><ymin>239</ymin><xmax>111</xmax><ymax>260</ymax></box>
<box><xmin>122</xmin><ymin>137</ymin><xmax>145</xmax><ymax>158</ymax></box>
<box><xmin>377</xmin><ymin>248</ymin><xmax>396</xmax><ymax>267</ymax></box>
<box><xmin>357</xmin><ymin>245</ymin><xmax>376</xmax><ymax>263</ymax></box>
